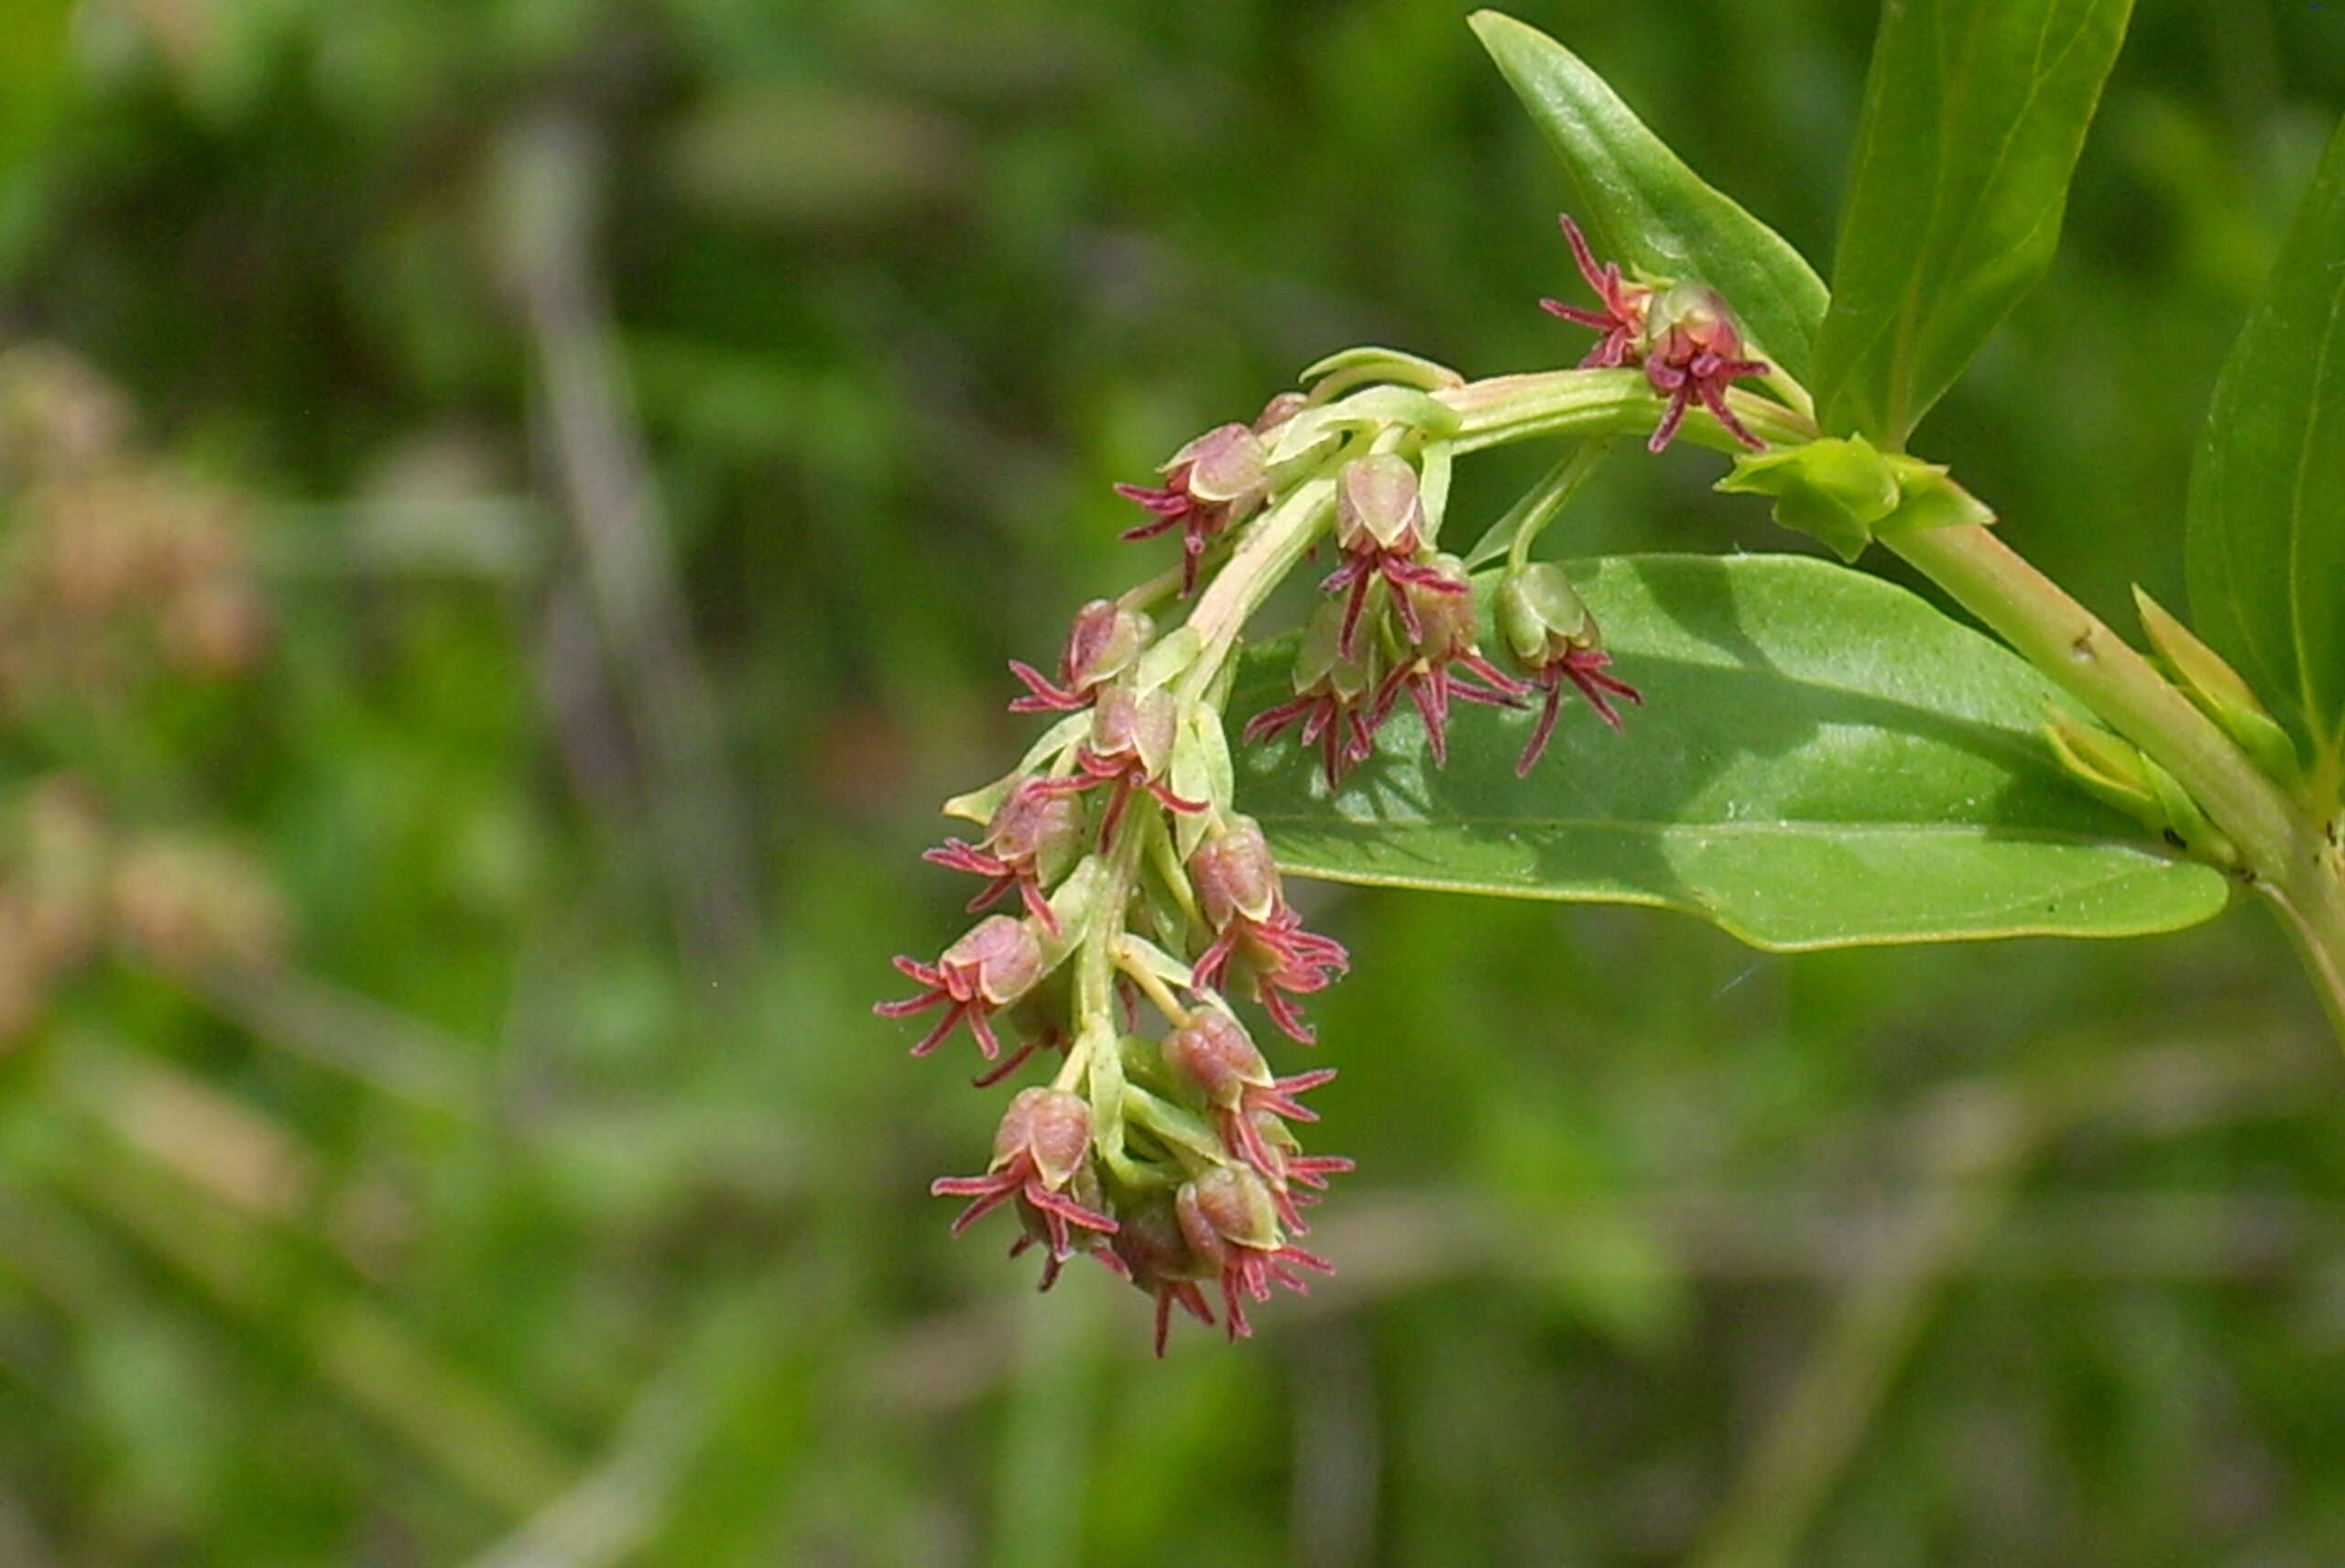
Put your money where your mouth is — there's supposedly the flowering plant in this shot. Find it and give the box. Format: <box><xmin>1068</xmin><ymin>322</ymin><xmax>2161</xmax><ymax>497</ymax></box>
<box><xmin>883</xmin><ymin>4</ymin><xmax>2345</xmax><ymax>1347</ymax></box>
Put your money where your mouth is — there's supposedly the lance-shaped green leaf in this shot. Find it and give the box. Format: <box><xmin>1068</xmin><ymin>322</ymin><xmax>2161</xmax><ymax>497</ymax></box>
<box><xmin>1814</xmin><ymin>0</ymin><xmax>2134</xmax><ymax>446</ymax></box>
<box><xmin>1469</xmin><ymin>11</ymin><xmax>1828</xmax><ymax>385</ymax></box>
<box><xmin>1232</xmin><ymin>554</ymin><xmax>2228</xmax><ymax>951</ymax></box>
<box><xmin>2186</xmin><ymin>112</ymin><xmax>2345</xmax><ymax>768</ymax></box>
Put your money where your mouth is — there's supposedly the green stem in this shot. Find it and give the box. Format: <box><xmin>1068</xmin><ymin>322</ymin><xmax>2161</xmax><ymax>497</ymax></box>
<box><xmin>1179</xmin><ymin>367</ymin><xmax>1821</xmax><ymax>700</ymax></box>
<box><xmin>1507</xmin><ymin>440</ymin><xmax>1612</xmax><ymax>577</ymax></box>
<box><xmin>1890</xmin><ymin>522</ymin><xmax>2345</xmax><ymax>1043</ymax></box>
<box><xmin>1177</xmin><ymin>474</ymin><xmax>1339</xmax><ymax>705</ymax></box>
<box><xmin>1055</xmin><ymin>823</ymin><xmax>1150</xmax><ymax>1096</ymax></box>
<box><xmin>1437</xmin><ymin>367</ymin><xmax>1817</xmax><ymax>454</ymax></box>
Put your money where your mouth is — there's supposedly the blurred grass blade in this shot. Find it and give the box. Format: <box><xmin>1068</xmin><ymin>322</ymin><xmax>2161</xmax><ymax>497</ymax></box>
<box><xmin>1234</xmin><ymin>554</ymin><xmax>2229</xmax><ymax>950</ymax></box>
<box><xmin>2186</xmin><ymin>111</ymin><xmax>2345</xmax><ymax>768</ymax></box>
<box><xmin>1814</xmin><ymin>0</ymin><xmax>2134</xmax><ymax>445</ymax></box>
<box><xmin>1469</xmin><ymin>11</ymin><xmax>1828</xmax><ymax>384</ymax></box>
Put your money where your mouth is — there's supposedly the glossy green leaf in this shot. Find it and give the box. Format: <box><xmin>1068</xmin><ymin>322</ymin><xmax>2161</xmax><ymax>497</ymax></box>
<box><xmin>1469</xmin><ymin>11</ymin><xmax>1828</xmax><ymax>384</ymax></box>
<box><xmin>1815</xmin><ymin>0</ymin><xmax>2133</xmax><ymax>445</ymax></box>
<box><xmin>2186</xmin><ymin>112</ymin><xmax>2345</xmax><ymax>766</ymax></box>
<box><xmin>1233</xmin><ymin>554</ymin><xmax>2228</xmax><ymax>951</ymax></box>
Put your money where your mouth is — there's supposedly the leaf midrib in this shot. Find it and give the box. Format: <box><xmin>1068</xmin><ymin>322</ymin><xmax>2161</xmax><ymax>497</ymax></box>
<box><xmin>1258</xmin><ymin>814</ymin><xmax>2166</xmax><ymax>851</ymax></box>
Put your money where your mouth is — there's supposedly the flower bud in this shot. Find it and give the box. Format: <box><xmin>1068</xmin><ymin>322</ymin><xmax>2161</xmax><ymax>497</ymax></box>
<box><xmin>1292</xmin><ymin>599</ymin><xmax>1380</xmax><ymax>704</ymax></box>
<box><xmin>1178</xmin><ymin>1164</ymin><xmax>1282</xmax><ymax>1258</ymax></box>
<box><xmin>1189</xmin><ymin>815</ymin><xmax>1280</xmax><ymax>929</ymax></box>
<box><xmin>1646</xmin><ymin>282</ymin><xmax>1745</xmax><ymax>361</ymax></box>
<box><xmin>1089</xmin><ymin>684</ymin><xmax>1180</xmax><ymax>776</ymax></box>
<box><xmin>944</xmin><ymin>914</ymin><xmax>1049</xmax><ymax>1006</ymax></box>
<box><xmin>1112</xmin><ymin>1193</ymin><xmax>1203</xmax><ymax>1282</ymax></box>
<box><xmin>1162</xmin><ymin>1007</ymin><xmax>1267</xmax><ymax>1108</ymax></box>
<box><xmin>1491</xmin><ymin>560</ymin><xmax>1604</xmax><ymax>670</ymax></box>
<box><xmin>1400</xmin><ymin>553</ymin><xmax>1478</xmax><ymax>659</ymax></box>
<box><xmin>993</xmin><ymin>1086</ymin><xmax>1093</xmax><ymax>1188</ymax></box>
<box><xmin>1497</xmin><ymin>561</ymin><xmax>1597</xmax><ymax>669</ymax></box>
<box><xmin>1062</xmin><ymin>599</ymin><xmax>1151</xmax><ymax>693</ymax></box>
<box><xmin>1172</xmin><ymin>423</ymin><xmax>1270</xmax><ymax>506</ymax></box>
<box><xmin>986</xmin><ymin>781</ymin><xmax>1086</xmax><ymax>887</ymax></box>
<box><xmin>1253</xmin><ymin>391</ymin><xmax>1308</xmax><ymax>436</ymax></box>
<box><xmin>1334</xmin><ymin>453</ymin><xmax>1424</xmax><ymax>554</ymax></box>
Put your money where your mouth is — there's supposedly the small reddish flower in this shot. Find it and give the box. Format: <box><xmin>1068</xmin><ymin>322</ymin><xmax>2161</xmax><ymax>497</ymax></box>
<box><xmin>1162</xmin><ymin>1007</ymin><xmax>1339</xmax><ymax>1226</ymax></box>
<box><xmin>1319</xmin><ymin>455</ymin><xmax>1464</xmax><ymax>656</ymax></box>
<box><xmin>922</xmin><ymin>779</ymin><xmax>1086</xmax><ymax>932</ymax></box>
<box><xmin>1177</xmin><ymin>1165</ymin><xmax>1334</xmax><ymax>1341</ymax></box>
<box><xmin>1498</xmin><ymin>562</ymin><xmax>1642</xmax><ymax>776</ymax></box>
<box><xmin>1247</xmin><ymin>1110</ymin><xmax>1355</xmax><ymax>1226</ymax></box>
<box><xmin>875</xmin><ymin>914</ymin><xmax>1051</xmax><ymax>1061</ymax></box>
<box><xmin>1008</xmin><ymin>599</ymin><xmax>1152</xmax><ymax>713</ymax></box>
<box><xmin>1110</xmin><ymin>1196</ymin><xmax>1218</xmax><ymax>1356</ymax></box>
<box><xmin>1031</xmin><ymin>684</ymin><xmax>1205</xmax><ymax>841</ymax></box>
<box><xmin>1541</xmin><ymin>213</ymin><xmax>1652</xmax><ymax>370</ymax></box>
<box><xmin>1244</xmin><ymin>599</ymin><xmax>1384</xmax><ymax>790</ymax></box>
<box><xmin>932</xmin><ymin>1088</ymin><xmax>1119</xmax><ymax>1274</ymax></box>
<box><xmin>1642</xmin><ymin>283</ymin><xmax>1770</xmax><ymax>454</ymax></box>
<box><xmin>1372</xmin><ymin>556</ymin><xmax>1526</xmax><ymax>768</ymax></box>
<box><xmin>1187</xmin><ymin>817</ymin><xmax>1349</xmax><ymax>1044</ymax></box>
<box><xmin>1116</xmin><ymin>423</ymin><xmax>1271</xmax><ymax>595</ymax></box>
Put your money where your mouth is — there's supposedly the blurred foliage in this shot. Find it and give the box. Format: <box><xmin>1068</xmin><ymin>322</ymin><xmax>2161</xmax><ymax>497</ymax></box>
<box><xmin>0</xmin><ymin>1</ymin><xmax>2342</xmax><ymax>1564</ymax></box>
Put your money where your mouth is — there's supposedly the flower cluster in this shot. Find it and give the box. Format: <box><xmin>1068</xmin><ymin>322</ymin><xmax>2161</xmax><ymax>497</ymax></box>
<box><xmin>884</xmin><ymin>233</ymin><xmax>1805</xmax><ymax>1346</ymax></box>
<box><xmin>1247</xmin><ymin>457</ymin><xmax>1532</xmax><ymax>789</ymax></box>
<box><xmin>880</xmin><ymin>580</ymin><xmax>1355</xmax><ymax>1350</ymax></box>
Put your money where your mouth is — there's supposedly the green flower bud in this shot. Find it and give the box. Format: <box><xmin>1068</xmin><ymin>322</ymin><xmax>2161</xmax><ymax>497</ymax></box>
<box><xmin>1293</xmin><ymin>598</ymin><xmax>1381</xmax><ymax>705</ymax></box>
<box><xmin>1497</xmin><ymin>561</ymin><xmax>1596</xmax><ymax>669</ymax></box>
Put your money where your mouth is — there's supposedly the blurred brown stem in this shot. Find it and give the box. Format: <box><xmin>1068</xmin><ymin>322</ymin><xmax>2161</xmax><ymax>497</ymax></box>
<box><xmin>495</xmin><ymin>104</ymin><xmax>759</xmax><ymax>971</ymax></box>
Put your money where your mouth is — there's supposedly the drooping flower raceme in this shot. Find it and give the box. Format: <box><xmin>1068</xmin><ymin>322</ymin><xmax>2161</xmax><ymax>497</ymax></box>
<box><xmin>880</xmin><ymin>216</ymin><xmax>1806</xmax><ymax>1349</ymax></box>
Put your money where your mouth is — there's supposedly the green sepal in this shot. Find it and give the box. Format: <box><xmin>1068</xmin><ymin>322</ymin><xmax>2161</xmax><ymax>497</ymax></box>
<box><xmin>1310</xmin><ymin>385</ymin><xmax>1462</xmax><ymax>441</ymax></box>
<box><xmin>1118</xmin><ymin>1081</ymin><xmax>1225</xmax><ymax>1168</ymax></box>
<box><xmin>1114</xmin><ymin>931</ymin><xmax>1199</xmax><ymax>990</ymax></box>
<box><xmin>1168</xmin><ymin>700</ymin><xmax>1235</xmax><ymax>859</ymax></box>
<box><xmin>1137</xmin><ymin>821</ymin><xmax>1197</xmax><ymax>948</ymax></box>
<box><xmin>1300</xmin><ymin>344</ymin><xmax>1467</xmax><ymax>399</ymax></box>
<box><xmin>2132</xmin><ymin>586</ymin><xmax>2304</xmax><ymax>789</ymax></box>
<box><xmin>1132</xmin><ymin>626</ymin><xmax>1203</xmax><ymax>692</ymax></box>
<box><xmin>1041</xmin><ymin>855</ymin><xmax>1109</xmax><ymax>953</ymax></box>
<box><xmin>1081</xmin><ymin>1020</ymin><xmax>1132</xmax><ymax>1172</ymax></box>
<box><xmin>1716</xmin><ymin>436</ymin><xmax>1902</xmax><ymax>561</ymax></box>
<box><xmin>941</xmin><ymin>709</ymin><xmax>1094</xmax><ymax>824</ymax></box>
<box><xmin>1418</xmin><ymin>440</ymin><xmax>1455</xmax><ymax>546</ymax></box>
<box><xmin>1497</xmin><ymin>561</ymin><xmax>1595</xmax><ymax>664</ymax></box>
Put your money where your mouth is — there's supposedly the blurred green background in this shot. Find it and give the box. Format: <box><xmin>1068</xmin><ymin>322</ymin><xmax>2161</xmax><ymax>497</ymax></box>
<box><xmin>1</xmin><ymin>0</ymin><xmax>2343</xmax><ymax>1563</ymax></box>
